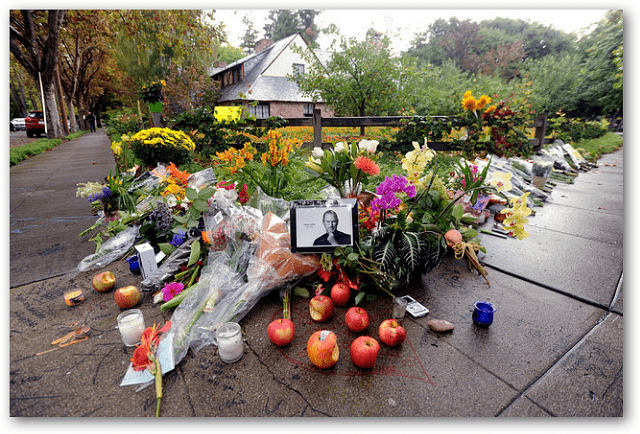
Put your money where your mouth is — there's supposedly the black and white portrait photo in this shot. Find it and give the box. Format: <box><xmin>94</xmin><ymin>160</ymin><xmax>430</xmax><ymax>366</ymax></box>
<box><xmin>289</xmin><ymin>199</ymin><xmax>358</xmax><ymax>253</ymax></box>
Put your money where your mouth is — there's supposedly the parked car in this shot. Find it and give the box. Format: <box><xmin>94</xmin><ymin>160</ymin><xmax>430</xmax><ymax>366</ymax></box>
<box><xmin>25</xmin><ymin>111</ymin><xmax>45</xmax><ymax>137</ymax></box>
<box><xmin>10</xmin><ymin>118</ymin><xmax>25</xmax><ymax>131</ymax></box>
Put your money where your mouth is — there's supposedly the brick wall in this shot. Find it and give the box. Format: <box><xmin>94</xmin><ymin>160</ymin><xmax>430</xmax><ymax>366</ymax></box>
<box><xmin>270</xmin><ymin>102</ymin><xmax>334</xmax><ymax>118</ymax></box>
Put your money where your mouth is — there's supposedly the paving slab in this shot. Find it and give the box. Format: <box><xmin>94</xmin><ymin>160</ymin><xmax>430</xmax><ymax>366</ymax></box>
<box><xmin>510</xmin><ymin>313</ymin><xmax>623</xmax><ymax>417</ymax></box>
<box><xmin>479</xmin><ymin>225</ymin><xmax>622</xmax><ymax>307</ymax></box>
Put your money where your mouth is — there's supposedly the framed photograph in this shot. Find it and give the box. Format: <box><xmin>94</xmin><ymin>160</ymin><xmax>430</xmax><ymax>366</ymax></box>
<box><xmin>290</xmin><ymin>198</ymin><xmax>359</xmax><ymax>254</ymax></box>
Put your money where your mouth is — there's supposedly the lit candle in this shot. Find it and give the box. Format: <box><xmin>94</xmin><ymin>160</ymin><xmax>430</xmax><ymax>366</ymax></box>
<box><xmin>117</xmin><ymin>309</ymin><xmax>145</xmax><ymax>346</ymax></box>
<box><xmin>216</xmin><ymin>322</ymin><xmax>243</xmax><ymax>363</ymax></box>
<box><xmin>64</xmin><ymin>290</ymin><xmax>84</xmax><ymax>306</ymax></box>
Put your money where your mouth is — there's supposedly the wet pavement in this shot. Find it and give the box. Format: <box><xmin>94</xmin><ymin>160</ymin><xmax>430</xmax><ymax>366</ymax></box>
<box><xmin>8</xmin><ymin>130</ymin><xmax>625</xmax><ymax>418</ymax></box>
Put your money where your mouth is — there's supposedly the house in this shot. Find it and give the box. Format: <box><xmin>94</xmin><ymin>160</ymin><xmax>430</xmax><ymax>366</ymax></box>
<box><xmin>210</xmin><ymin>33</ymin><xmax>334</xmax><ymax>119</ymax></box>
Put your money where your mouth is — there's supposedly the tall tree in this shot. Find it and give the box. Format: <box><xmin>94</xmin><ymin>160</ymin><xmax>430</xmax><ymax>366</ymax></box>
<box><xmin>10</xmin><ymin>10</ymin><xmax>66</xmax><ymax>138</ymax></box>
<box><xmin>240</xmin><ymin>15</ymin><xmax>259</xmax><ymax>54</ymax></box>
<box><xmin>575</xmin><ymin>10</ymin><xmax>623</xmax><ymax>117</ymax></box>
<box><xmin>263</xmin><ymin>10</ymin><xmax>321</xmax><ymax>47</ymax></box>
<box><xmin>291</xmin><ymin>30</ymin><xmax>416</xmax><ymax>133</ymax></box>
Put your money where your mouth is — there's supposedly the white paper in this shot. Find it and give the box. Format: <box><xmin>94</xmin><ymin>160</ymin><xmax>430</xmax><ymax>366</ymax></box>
<box><xmin>120</xmin><ymin>331</ymin><xmax>176</xmax><ymax>387</ymax></box>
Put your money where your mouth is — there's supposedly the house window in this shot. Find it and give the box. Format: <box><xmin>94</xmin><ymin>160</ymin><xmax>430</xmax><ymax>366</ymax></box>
<box><xmin>303</xmin><ymin>103</ymin><xmax>315</xmax><ymax>117</ymax></box>
<box><xmin>249</xmin><ymin>103</ymin><xmax>270</xmax><ymax>119</ymax></box>
<box><xmin>293</xmin><ymin>63</ymin><xmax>305</xmax><ymax>75</ymax></box>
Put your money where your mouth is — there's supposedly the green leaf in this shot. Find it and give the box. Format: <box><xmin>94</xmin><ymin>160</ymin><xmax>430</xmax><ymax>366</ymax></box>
<box><xmin>158</xmin><ymin>243</ymin><xmax>177</xmax><ymax>256</ymax></box>
<box><xmin>293</xmin><ymin>286</ymin><xmax>310</xmax><ymax>298</ymax></box>
<box><xmin>354</xmin><ymin>291</ymin><xmax>365</xmax><ymax>305</ymax></box>
<box><xmin>365</xmin><ymin>294</ymin><xmax>377</xmax><ymax>302</ymax></box>
<box><xmin>173</xmin><ymin>214</ymin><xmax>189</xmax><ymax>224</ymax></box>
<box><xmin>192</xmin><ymin>199</ymin><xmax>209</xmax><ymax>212</ymax></box>
<box><xmin>452</xmin><ymin>203</ymin><xmax>464</xmax><ymax>222</ymax></box>
<box><xmin>347</xmin><ymin>252</ymin><xmax>359</xmax><ymax>262</ymax></box>
<box><xmin>173</xmin><ymin>224</ymin><xmax>187</xmax><ymax>233</ymax></box>
<box><xmin>187</xmin><ymin>240</ymin><xmax>201</xmax><ymax>267</ymax></box>
<box><xmin>185</xmin><ymin>188</ymin><xmax>199</xmax><ymax>201</ymax></box>
<box><xmin>198</xmin><ymin>187</ymin><xmax>216</xmax><ymax>199</ymax></box>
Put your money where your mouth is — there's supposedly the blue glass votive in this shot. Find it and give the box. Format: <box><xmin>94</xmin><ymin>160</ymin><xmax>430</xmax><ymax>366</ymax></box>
<box><xmin>127</xmin><ymin>255</ymin><xmax>141</xmax><ymax>275</ymax></box>
<box><xmin>472</xmin><ymin>301</ymin><xmax>496</xmax><ymax>327</ymax></box>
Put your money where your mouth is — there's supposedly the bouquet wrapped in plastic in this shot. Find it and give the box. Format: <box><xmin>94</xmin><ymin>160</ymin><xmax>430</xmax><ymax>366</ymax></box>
<box><xmin>170</xmin><ymin>208</ymin><xmax>321</xmax><ymax>364</ymax></box>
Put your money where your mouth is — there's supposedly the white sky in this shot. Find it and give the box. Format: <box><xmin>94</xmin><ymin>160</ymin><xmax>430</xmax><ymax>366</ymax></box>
<box><xmin>211</xmin><ymin>5</ymin><xmax>611</xmax><ymax>53</ymax></box>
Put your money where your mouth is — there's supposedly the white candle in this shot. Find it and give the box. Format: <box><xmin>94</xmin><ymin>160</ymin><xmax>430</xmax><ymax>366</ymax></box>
<box><xmin>117</xmin><ymin>309</ymin><xmax>145</xmax><ymax>347</ymax></box>
<box><xmin>216</xmin><ymin>322</ymin><xmax>243</xmax><ymax>363</ymax></box>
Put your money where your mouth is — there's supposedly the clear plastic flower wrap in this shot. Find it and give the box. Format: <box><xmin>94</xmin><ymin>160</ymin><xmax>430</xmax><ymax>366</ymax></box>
<box><xmin>475</xmin><ymin>157</ymin><xmax>547</xmax><ymax>204</ymax></box>
<box><xmin>170</xmin><ymin>211</ymin><xmax>321</xmax><ymax>365</ymax></box>
<box><xmin>76</xmin><ymin>225</ymin><xmax>140</xmax><ymax>272</ymax></box>
<box><xmin>244</xmin><ymin>186</ymin><xmax>289</xmax><ymax>218</ymax></box>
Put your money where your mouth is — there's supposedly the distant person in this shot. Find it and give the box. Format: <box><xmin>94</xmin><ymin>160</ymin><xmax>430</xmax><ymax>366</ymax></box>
<box><xmin>86</xmin><ymin>112</ymin><xmax>96</xmax><ymax>132</ymax></box>
<box><xmin>313</xmin><ymin>210</ymin><xmax>351</xmax><ymax>246</ymax></box>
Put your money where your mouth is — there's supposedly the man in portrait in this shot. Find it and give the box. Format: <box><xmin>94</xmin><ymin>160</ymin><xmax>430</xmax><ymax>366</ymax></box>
<box><xmin>313</xmin><ymin>210</ymin><xmax>351</xmax><ymax>246</ymax></box>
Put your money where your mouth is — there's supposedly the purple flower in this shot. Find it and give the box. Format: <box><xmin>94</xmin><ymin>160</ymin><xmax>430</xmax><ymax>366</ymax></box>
<box><xmin>370</xmin><ymin>175</ymin><xmax>416</xmax><ymax>213</ymax></box>
<box><xmin>162</xmin><ymin>282</ymin><xmax>185</xmax><ymax>302</ymax></box>
<box><xmin>169</xmin><ymin>230</ymin><xmax>186</xmax><ymax>247</ymax></box>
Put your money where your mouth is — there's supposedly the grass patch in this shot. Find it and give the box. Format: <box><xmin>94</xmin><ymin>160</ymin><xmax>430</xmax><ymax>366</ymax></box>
<box><xmin>572</xmin><ymin>132</ymin><xmax>623</xmax><ymax>162</ymax></box>
<box><xmin>10</xmin><ymin>130</ymin><xmax>89</xmax><ymax>166</ymax></box>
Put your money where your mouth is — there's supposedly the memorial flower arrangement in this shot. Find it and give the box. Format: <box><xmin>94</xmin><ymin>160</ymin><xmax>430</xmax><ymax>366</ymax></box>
<box><xmin>304</xmin><ymin>139</ymin><xmax>381</xmax><ymax>198</ymax></box>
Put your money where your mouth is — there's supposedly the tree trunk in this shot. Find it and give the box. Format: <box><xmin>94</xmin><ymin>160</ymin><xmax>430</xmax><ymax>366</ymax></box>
<box><xmin>66</xmin><ymin>99</ymin><xmax>78</xmax><ymax>133</ymax></box>
<box><xmin>43</xmin><ymin>84</ymin><xmax>63</xmax><ymax>139</ymax></box>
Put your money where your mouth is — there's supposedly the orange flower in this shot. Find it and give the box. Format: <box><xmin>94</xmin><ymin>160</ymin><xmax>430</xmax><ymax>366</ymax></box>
<box><xmin>201</xmin><ymin>231</ymin><xmax>211</xmax><ymax>244</ymax></box>
<box><xmin>166</xmin><ymin>163</ymin><xmax>190</xmax><ymax>185</ymax></box>
<box><xmin>354</xmin><ymin>155</ymin><xmax>380</xmax><ymax>176</ymax></box>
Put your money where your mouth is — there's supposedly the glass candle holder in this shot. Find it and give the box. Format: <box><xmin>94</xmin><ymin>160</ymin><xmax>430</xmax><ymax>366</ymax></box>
<box><xmin>117</xmin><ymin>309</ymin><xmax>145</xmax><ymax>346</ymax></box>
<box><xmin>472</xmin><ymin>301</ymin><xmax>496</xmax><ymax>327</ymax></box>
<box><xmin>392</xmin><ymin>297</ymin><xmax>408</xmax><ymax>320</ymax></box>
<box><xmin>216</xmin><ymin>322</ymin><xmax>244</xmax><ymax>363</ymax></box>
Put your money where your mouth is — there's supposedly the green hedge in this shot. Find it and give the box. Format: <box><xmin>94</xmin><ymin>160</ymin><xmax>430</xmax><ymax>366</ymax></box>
<box><xmin>10</xmin><ymin>131</ymin><xmax>88</xmax><ymax>166</ymax></box>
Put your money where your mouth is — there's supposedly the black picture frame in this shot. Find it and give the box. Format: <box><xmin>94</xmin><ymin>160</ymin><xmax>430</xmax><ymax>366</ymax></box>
<box><xmin>290</xmin><ymin>198</ymin><xmax>359</xmax><ymax>254</ymax></box>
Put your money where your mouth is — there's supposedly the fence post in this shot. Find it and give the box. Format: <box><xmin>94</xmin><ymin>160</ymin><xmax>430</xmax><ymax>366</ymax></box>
<box><xmin>313</xmin><ymin>109</ymin><xmax>322</xmax><ymax>148</ymax></box>
<box><xmin>534</xmin><ymin>113</ymin><xmax>548</xmax><ymax>151</ymax></box>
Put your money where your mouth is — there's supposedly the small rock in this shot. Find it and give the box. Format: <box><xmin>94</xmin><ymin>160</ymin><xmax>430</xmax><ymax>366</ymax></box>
<box><xmin>428</xmin><ymin>319</ymin><xmax>455</xmax><ymax>332</ymax></box>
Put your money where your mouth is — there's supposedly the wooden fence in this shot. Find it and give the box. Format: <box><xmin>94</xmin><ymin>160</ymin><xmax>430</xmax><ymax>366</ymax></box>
<box><xmin>252</xmin><ymin>109</ymin><xmax>550</xmax><ymax>152</ymax></box>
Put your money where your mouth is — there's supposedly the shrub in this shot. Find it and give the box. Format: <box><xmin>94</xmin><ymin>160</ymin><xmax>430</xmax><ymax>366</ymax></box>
<box><xmin>127</xmin><ymin>127</ymin><xmax>195</xmax><ymax>167</ymax></box>
<box><xmin>104</xmin><ymin>108</ymin><xmax>144</xmax><ymax>137</ymax></box>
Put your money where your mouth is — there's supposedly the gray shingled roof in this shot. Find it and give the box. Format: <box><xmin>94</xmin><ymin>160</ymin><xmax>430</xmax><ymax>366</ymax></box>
<box><xmin>211</xmin><ymin>34</ymin><xmax>330</xmax><ymax>103</ymax></box>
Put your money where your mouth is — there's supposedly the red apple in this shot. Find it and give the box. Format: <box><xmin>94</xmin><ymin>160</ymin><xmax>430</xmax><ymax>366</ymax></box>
<box><xmin>307</xmin><ymin>330</ymin><xmax>339</xmax><ymax>369</ymax></box>
<box><xmin>114</xmin><ymin>285</ymin><xmax>141</xmax><ymax>309</ymax></box>
<box><xmin>330</xmin><ymin>282</ymin><xmax>351</xmax><ymax>306</ymax></box>
<box><xmin>345</xmin><ymin>306</ymin><xmax>369</xmax><ymax>333</ymax></box>
<box><xmin>350</xmin><ymin>336</ymin><xmax>380</xmax><ymax>369</ymax></box>
<box><xmin>309</xmin><ymin>295</ymin><xmax>334</xmax><ymax>322</ymax></box>
<box><xmin>268</xmin><ymin>318</ymin><xmax>295</xmax><ymax>347</ymax></box>
<box><xmin>378</xmin><ymin>318</ymin><xmax>407</xmax><ymax>347</ymax></box>
<box><xmin>92</xmin><ymin>271</ymin><xmax>116</xmax><ymax>293</ymax></box>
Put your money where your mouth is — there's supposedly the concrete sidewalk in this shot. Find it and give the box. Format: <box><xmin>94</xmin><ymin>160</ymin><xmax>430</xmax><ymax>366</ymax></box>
<box><xmin>8</xmin><ymin>131</ymin><xmax>624</xmax><ymax>418</ymax></box>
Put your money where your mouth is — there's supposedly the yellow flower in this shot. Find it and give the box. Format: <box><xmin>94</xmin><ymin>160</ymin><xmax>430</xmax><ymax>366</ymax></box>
<box><xmin>477</xmin><ymin>95</ymin><xmax>491</xmax><ymax>110</ymax></box>
<box><xmin>462</xmin><ymin>96</ymin><xmax>477</xmax><ymax>112</ymax></box>
<box><xmin>111</xmin><ymin>141</ymin><xmax>122</xmax><ymax>156</ymax></box>
<box><xmin>305</xmin><ymin>156</ymin><xmax>323</xmax><ymax>173</ymax></box>
<box><xmin>401</xmin><ymin>138</ymin><xmax>434</xmax><ymax>185</ymax></box>
<box><xmin>500</xmin><ymin>193</ymin><xmax>532</xmax><ymax>240</ymax></box>
<box><xmin>488</xmin><ymin>171</ymin><xmax>513</xmax><ymax>193</ymax></box>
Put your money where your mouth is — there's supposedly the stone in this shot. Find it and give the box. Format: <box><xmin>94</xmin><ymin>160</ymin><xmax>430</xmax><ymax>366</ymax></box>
<box><xmin>428</xmin><ymin>319</ymin><xmax>455</xmax><ymax>332</ymax></box>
